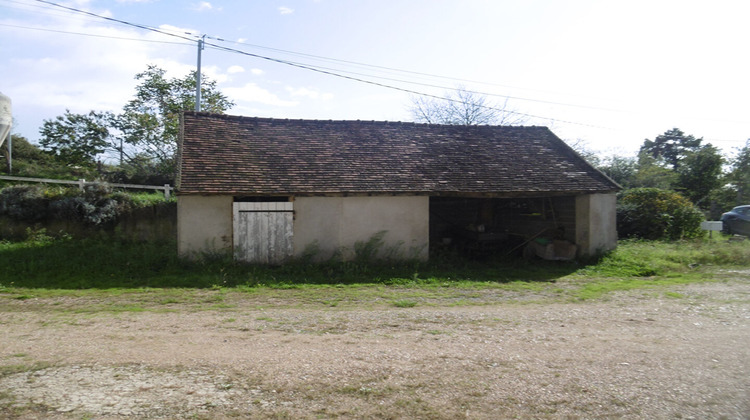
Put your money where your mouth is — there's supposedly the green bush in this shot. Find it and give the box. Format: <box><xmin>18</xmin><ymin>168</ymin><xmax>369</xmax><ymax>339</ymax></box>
<box><xmin>0</xmin><ymin>185</ymin><xmax>49</xmax><ymax>222</ymax></box>
<box><xmin>50</xmin><ymin>196</ymin><xmax>120</xmax><ymax>225</ymax></box>
<box><xmin>0</xmin><ymin>183</ymin><xmax>171</xmax><ymax>226</ymax></box>
<box><xmin>617</xmin><ymin>188</ymin><xmax>704</xmax><ymax>240</ymax></box>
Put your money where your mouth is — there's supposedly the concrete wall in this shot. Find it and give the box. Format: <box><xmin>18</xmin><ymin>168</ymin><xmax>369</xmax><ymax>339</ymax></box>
<box><xmin>177</xmin><ymin>195</ymin><xmax>233</xmax><ymax>257</ymax></box>
<box><xmin>293</xmin><ymin>196</ymin><xmax>429</xmax><ymax>261</ymax></box>
<box><xmin>575</xmin><ymin>193</ymin><xmax>617</xmax><ymax>257</ymax></box>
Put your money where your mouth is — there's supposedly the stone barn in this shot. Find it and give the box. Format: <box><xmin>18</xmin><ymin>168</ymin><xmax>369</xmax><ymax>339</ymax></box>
<box><xmin>176</xmin><ymin>112</ymin><xmax>619</xmax><ymax>263</ymax></box>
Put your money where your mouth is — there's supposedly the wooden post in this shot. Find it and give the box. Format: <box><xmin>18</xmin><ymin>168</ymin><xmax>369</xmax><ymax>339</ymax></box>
<box><xmin>164</xmin><ymin>184</ymin><xmax>171</xmax><ymax>199</ymax></box>
<box><xmin>78</xmin><ymin>179</ymin><xmax>86</xmax><ymax>190</ymax></box>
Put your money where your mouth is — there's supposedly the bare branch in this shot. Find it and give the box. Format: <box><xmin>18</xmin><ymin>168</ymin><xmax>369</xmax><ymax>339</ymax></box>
<box><xmin>409</xmin><ymin>87</ymin><xmax>527</xmax><ymax>126</ymax></box>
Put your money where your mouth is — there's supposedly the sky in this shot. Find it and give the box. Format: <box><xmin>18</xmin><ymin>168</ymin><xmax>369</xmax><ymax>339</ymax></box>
<box><xmin>1</xmin><ymin>0</ymin><xmax>749</xmax><ymax>161</ymax></box>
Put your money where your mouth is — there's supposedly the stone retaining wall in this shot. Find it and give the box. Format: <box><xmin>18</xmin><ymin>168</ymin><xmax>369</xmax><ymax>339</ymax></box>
<box><xmin>0</xmin><ymin>203</ymin><xmax>176</xmax><ymax>241</ymax></box>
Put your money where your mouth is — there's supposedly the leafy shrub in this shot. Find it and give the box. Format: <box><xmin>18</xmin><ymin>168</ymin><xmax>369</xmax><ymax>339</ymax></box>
<box><xmin>0</xmin><ymin>185</ymin><xmax>49</xmax><ymax>222</ymax></box>
<box><xmin>82</xmin><ymin>182</ymin><xmax>112</xmax><ymax>200</ymax></box>
<box><xmin>50</xmin><ymin>196</ymin><xmax>120</xmax><ymax>225</ymax></box>
<box><xmin>664</xmin><ymin>205</ymin><xmax>704</xmax><ymax>240</ymax></box>
<box><xmin>0</xmin><ymin>183</ymin><xmax>171</xmax><ymax>226</ymax></box>
<box><xmin>41</xmin><ymin>183</ymin><xmax>120</xmax><ymax>226</ymax></box>
<box><xmin>617</xmin><ymin>188</ymin><xmax>704</xmax><ymax>240</ymax></box>
<box><xmin>50</xmin><ymin>197</ymin><xmax>95</xmax><ymax>221</ymax></box>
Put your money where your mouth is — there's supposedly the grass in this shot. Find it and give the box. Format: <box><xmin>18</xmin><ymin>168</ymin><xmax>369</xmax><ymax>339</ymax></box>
<box><xmin>0</xmin><ymin>361</ymin><xmax>53</xmax><ymax>378</ymax></box>
<box><xmin>392</xmin><ymin>299</ymin><xmax>418</xmax><ymax>308</ymax></box>
<box><xmin>0</xmin><ymin>234</ymin><xmax>747</xmax><ymax>304</ymax></box>
<box><xmin>0</xmin><ymin>233</ymin><xmax>577</xmax><ymax>290</ymax></box>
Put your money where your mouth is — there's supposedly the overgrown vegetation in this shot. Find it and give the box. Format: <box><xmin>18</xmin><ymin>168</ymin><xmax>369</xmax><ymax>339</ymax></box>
<box><xmin>0</xmin><ymin>135</ymin><xmax>86</xmax><ymax>180</ymax></box>
<box><xmin>0</xmin><ymin>183</ymin><xmax>173</xmax><ymax>226</ymax></box>
<box><xmin>0</xmin><ymin>233</ymin><xmax>746</xmax><ymax>297</ymax></box>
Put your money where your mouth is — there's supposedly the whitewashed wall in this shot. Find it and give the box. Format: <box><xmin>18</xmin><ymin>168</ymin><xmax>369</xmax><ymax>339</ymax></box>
<box><xmin>178</xmin><ymin>195</ymin><xmax>429</xmax><ymax>262</ymax></box>
<box><xmin>294</xmin><ymin>196</ymin><xmax>429</xmax><ymax>261</ymax></box>
<box><xmin>575</xmin><ymin>193</ymin><xmax>618</xmax><ymax>257</ymax></box>
<box><xmin>177</xmin><ymin>195</ymin><xmax>233</xmax><ymax>258</ymax></box>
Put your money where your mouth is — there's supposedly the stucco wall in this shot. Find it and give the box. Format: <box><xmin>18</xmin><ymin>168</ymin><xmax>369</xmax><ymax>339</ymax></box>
<box><xmin>575</xmin><ymin>193</ymin><xmax>617</xmax><ymax>257</ymax></box>
<box><xmin>178</xmin><ymin>195</ymin><xmax>429</xmax><ymax>262</ymax></box>
<box><xmin>294</xmin><ymin>196</ymin><xmax>429</xmax><ymax>261</ymax></box>
<box><xmin>177</xmin><ymin>195</ymin><xmax>233</xmax><ymax>258</ymax></box>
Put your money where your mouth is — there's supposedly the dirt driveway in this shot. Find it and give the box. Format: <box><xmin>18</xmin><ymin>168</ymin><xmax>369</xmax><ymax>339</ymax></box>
<box><xmin>1</xmin><ymin>277</ymin><xmax>749</xmax><ymax>419</ymax></box>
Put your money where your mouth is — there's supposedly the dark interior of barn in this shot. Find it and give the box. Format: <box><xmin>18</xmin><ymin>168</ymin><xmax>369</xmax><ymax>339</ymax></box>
<box><xmin>429</xmin><ymin>196</ymin><xmax>577</xmax><ymax>259</ymax></box>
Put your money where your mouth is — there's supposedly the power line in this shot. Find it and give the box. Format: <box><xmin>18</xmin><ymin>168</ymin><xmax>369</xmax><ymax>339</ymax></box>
<box><xmin>220</xmin><ymin>37</ymin><xmax>607</xmax><ymax>104</ymax></box>
<box><xmin>1</xmin><ymin>0</ymin><xmax>104</xmax><ymax>23</ymax></box>
<box><xmin>31</xmin><ymin>0</ymin><xmax>196</xmax><ymax>43</ymax></box>
<box><xmin>25</xmin><ymin>0</ymin><xmax>610</xmax><ymax>128</ymax></box>
<box><xmin>217</xmin><ymin>43</ymin><xmax>621</xmax><ymax>113</ymax></box>
<box><xmin>205</xmin><ymin>41</ymin><xmax>610</xmax><ymax>129</ymax></box>
<box><xmin>0</xmin><ymin>22</ymin><xmax>192</xmax><ymax>45</ymax></box>
<box><xmin>206</xmin><ymin>38</ymin><xmax>621</xmax><ymax>112</ymax></box>
<box><xmin>27</xmin><ymin>0</ymin><xmax>617</xmax><ymax>116</ymax></box>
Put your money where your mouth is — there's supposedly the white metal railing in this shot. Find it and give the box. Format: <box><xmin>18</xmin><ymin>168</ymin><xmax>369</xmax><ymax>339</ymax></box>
<box><xmin>0</xmin><ymin>175</ymin><xmax>173</xmax><ymax>198</ymax></box>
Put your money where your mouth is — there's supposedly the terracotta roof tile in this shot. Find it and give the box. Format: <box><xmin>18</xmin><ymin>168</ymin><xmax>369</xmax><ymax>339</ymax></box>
<box><xmin>177</xmin><ymin>112</ymin><xmax>619</xmax><ymax>196</ymax></box>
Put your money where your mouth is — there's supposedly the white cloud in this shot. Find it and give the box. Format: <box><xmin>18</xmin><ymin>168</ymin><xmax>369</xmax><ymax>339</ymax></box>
<box><xmin>224</xmin><ymin>84</ymin><xmax>298</xmax><ymax>107</ymax></box>
<box><xmin>250</xmin><ymin>68</ymin><xmax>264</xmax><ymax>76</ymax></box>
<box><xmin>156</xmin><ymin>24</ymin><xmax>202</xmax><ymax>41</ymax></box>
<box><xmin>227</xmin><ymin>65</ymin><xmax>245</xmax><ymax>74</ymax></box>
<box><xmin>278</xmin><ymin>6</ymin><xmax>294</xmax><ymax>15</ymax></box>
<box><xmin>192</xmin><ymin>2</ymin><xmax>220</xmax><ymax>12</ymax></box>
<box><xmin>202</xmin><ymin>65</ymin><xmax>228</xmax><ymax>83</ymax></box>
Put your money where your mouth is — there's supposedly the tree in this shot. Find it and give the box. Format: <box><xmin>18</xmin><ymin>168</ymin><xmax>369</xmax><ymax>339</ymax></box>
<box><xmin>675</xmin><ymin>144</ymin><xmax>724</xmax><ymax>206</ymax></box>
<box><xmin>0</xmin><ymin>134</ymin><xmax>77</xmax><ymax>179</ymax></box>
<box><xmin>632</xmin><ymin>151</ymin><xmax>677</xmax><ymax>190</ymax></box>
<box><xmin>37</xmin><ymin>65</ymin><xmax>235</xmax><ymax>184</ymax></box>
<box><xmin>112</xmin><ymin>65</ymin><xmax>235</xmax><ymax>181</ymax></box>
<box><xmin>39</xmin><ymin>110</ymin><xmax>109</xmax><ymax>168</ymax></box>
<box><xmin>727</xmin><ymin>140</ymin><xmax>750</xmax><ymax>204</ymax></box>
<box><xmin>410</xmin><ymin>87</ymin><xmax>526</xmax><ymax>126</ymax></box>
<box><xmin>596</xmin><ymin>155</ymin><xmax>638</xmax><ymax>188</ymax></box>
<box><xmin>564</xmin><ymin>138</ymin><xmax>600</xmax><ymax>166</ymax></box>
<box><xmin>637</xmin><ymin>128</ymin><xmax>724</xmax><ymax>209</ymax></box>
<box><xmin>617</xmin><ymin>188</ymin><xmax>704</xmax><ymax>240</ymax></box>
<box><xmin>640</xmin><ymin>128</ymin><xmax>702</xmax><ymax>169</ymax></box>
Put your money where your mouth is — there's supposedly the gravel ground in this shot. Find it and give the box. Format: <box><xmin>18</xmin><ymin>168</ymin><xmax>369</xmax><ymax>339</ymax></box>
<box><xmin>1</xmin><ymin>277</ymin><xmax>749</xmax><ymax>419</ymax></box>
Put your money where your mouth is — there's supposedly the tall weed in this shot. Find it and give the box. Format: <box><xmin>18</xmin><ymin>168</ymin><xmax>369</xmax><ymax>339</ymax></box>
<box><xmin>578</xmin><ymin>238</ymin><xmax>750</xmax><ymax>277</ymax></box>
<box><xmin>1</xmin><ymin>236</ymin><xmax>747</xmax><ymax>290</ymax></box>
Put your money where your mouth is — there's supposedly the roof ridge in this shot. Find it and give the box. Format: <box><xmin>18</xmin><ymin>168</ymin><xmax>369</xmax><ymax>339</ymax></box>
<box><xmin>182</xmin><ymin>111</ymin><xmax>550</xmax><ymax>129</ymax></box>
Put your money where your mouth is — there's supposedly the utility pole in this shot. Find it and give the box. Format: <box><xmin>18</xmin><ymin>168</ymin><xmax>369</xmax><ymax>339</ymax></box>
<box><xmin>6</xmin><ymin>132</ymin><xmax>11</xmax><ymax>175</ymax></box>
<box><xmin>195</xmin><ymin>34</ymin><xmax>206</xmax><ymax>112</ymax></box>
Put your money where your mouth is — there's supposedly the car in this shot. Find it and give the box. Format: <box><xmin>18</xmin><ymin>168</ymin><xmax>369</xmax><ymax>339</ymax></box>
<box><xmin>720</xmin><ymin>205</ymin><xmax>750</xmax><ymax>236</ymax></box>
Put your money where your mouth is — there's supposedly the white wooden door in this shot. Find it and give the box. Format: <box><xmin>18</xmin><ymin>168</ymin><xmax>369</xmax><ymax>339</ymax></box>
<box><xmin>233</xmin><ymin>202</ymin><xmax>294</xmax><ymax>264</ymax></box>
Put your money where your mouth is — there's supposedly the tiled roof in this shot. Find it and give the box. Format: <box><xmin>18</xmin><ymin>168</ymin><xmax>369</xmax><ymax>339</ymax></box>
<box><xmin>177</xmin><ymin>112</ymin><xmax>619</xmax><ymax>196</ymax></box>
